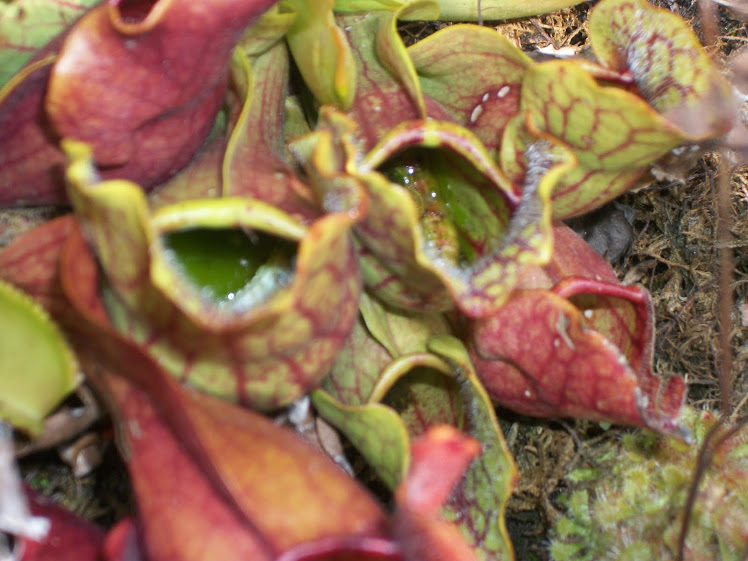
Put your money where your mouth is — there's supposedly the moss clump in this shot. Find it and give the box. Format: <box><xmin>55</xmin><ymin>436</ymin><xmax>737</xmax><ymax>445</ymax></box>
<box><xmin>551</xmin><ymin>408</ymin><xmax>748</xmax><ymax>561</ymax></box>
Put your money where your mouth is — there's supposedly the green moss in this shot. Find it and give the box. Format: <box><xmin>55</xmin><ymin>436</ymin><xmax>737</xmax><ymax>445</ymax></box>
<box><xmin>551</xmin><ymin>409</ymin><xmax>748</xmax><ymax>561</ymax></box>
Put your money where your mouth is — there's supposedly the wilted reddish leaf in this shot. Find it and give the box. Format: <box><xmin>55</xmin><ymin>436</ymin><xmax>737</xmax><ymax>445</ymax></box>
<box><xmin>470</xmin><ymin>279</ymin><xmax>685</xmax><ymax>433</ymax></box>
<box><xmin>17</xmin><ymin>488</ymin><xmax>104</xmax><ymax>561</ymax></box>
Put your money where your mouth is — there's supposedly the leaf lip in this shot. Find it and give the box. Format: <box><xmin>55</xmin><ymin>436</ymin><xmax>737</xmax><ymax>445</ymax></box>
<box><xmin>360</xmin><ymin>119</ymin><xmax>518</xmax><ymax>206</ymax></box>
<box><xmin>275</xmin><ymin>535</ymin><xmax>403</xmax><ymax>561</ymax></box>
<box><xmin>368</xmin><ymin>352</ymin><xmax>453</xmax><ymax>403</ymax></box>
<box><xmin>109</xmin><ymin>0</ymin><xmax>172</xmax><ymax>34</ymax></box>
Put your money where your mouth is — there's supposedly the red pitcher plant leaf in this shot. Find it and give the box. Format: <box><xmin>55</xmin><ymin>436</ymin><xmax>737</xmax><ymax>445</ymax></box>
<box><xmin>338</xmin><ymin>6</ymin><xmax>444</xmax><ymax>150</ymax></box>
<box><xmin>15</xmin><ymin>487</ymin><xmax>105</xmax><ymax>561</ymax></box>
<box><xmin>0</xmin><ymin>56</ymin><xmax>66</xmax><ymax>205</ymax></box>
<box><xmin>0</xmin><ymin>0</ymin><xmax>278</xmax><ymax>206</ymax></box>
<box><xmin>0</xmin><ymin>215</ymin><xmax>75</xmax><ymax>319</ymax></box>
<box><xmin>7</xmin><ymin>230</ymin><xmax>400</xmax><ymax>560</ymax></box>
<box><xmin>150</xmin><ymin>15</ymin><xmax>315</xmax><ymax>217</ymax></box>
<box><xmin>46</xmin><ymin>0</ymin><xmax>279</xmax><ymax>182</ymax></box>
<box><xmin>470</xmin><ymin>275</ymin><xmax>686</xmax><ymax>434</ymax></box>
<box><xmin>97</xmin><ymin>371</ymin><xmax>393</xmax><ymax>561</ymax></box>
<box><xmin>2</xmin><ymin>273</ymin><xmax>480</xmax><ymax>561</ymax></box>
<box><xmin>392</xmin><ymin>425</ymin><xmax>481</xmax><ymax>561</ymax></box>
<box><xmin>55</xmin><ymin>239</ymin><xmax>487</xmax><ymax>561</ymax></box>
<box><xmin>468</xmin><ymin>223</ymin><xmax>686</xmax><ymax>434</ymax></box>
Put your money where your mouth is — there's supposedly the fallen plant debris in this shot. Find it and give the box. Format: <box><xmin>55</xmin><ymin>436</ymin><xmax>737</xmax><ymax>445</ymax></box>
<box><xmin>0</xmin><ymin>0</ymin><xmax>746</xmax><ymax>560</ymax></box>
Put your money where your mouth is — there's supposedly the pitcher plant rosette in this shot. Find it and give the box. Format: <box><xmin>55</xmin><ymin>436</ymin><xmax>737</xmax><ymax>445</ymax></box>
<box><xmin>0</xmin><ymin>0</ymin><xmax>741</xmax><ymax>559</ymax></box>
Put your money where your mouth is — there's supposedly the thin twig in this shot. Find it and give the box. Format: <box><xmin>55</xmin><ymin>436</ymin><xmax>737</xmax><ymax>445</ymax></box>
<box><xmin>675</xmin><ymin>417</ymin><xmax>748</xmax><ymax>560</ymax></box>
<box><xmin>717</xmin><ymin>153</ymin><xmax>735</xmax><ymax>413</ymax></box>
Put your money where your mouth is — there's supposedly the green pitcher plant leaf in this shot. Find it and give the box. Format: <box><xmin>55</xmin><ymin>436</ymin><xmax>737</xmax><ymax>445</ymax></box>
<box><xmin>150</xmin><ymin>39</ymin><xmax>317</xmax><ymax>219</ymax></box>
<box><xmin>317</xmin><ymin>294</ymin><xmax>516</xmax><ymax>561</ymax></box>
<box><xmin>428</xmin><ymin>336</ymin><xmax>517</xmax><ymax>561</ymax></box>
<box><xmin>0</xmin><ymin>0</ymin><xmax>101</xmax><ymax>88</ymax></box>
<box><xmin>319</xmin><ymin>341</ymin><xmax>518</xmax><ymax>560</ymax></box>
<box><xmin>294</xmin><ymin>108</ymin><xmax>575</xmax><ymax>316</ymax></box>
<box><xmin>221</xmin><ymin>42</ymin><xmax>319</xmax><ymax>218</ymax></box>
<box><xmin>333</xmin><ymin>0</ymin><xmax>585</xmax><ymax>20</ymax></box>
<box><xmin>371</xmin><ymin>0</ymin><xmax>440</xmax><ymax>121</ymax></box>
<box><xmin>339</xmin><ymin>9</ymin><xmax>443</xmax><ymax>148</ymax></box>
<box><xmin>238</xmin><ymin>4</ymin><xmax>296</xmax><ymax>57</ymax></box>
<box><xmin>282</xmin><ymin>0</ymin><xmax>357</xmax><ymax>109</ymax></box>
<box><xmin>514</xmin><ymin>59</ymin><xmax>685</xmax><ymax>219</ymax></box>
<box><xmin>399</xmin><ymin>0</ymin><xmax>586</xmax><ymax>21</ymax></box>
<box><xmin>312</xmin><ymin>389</ymin><xmax>410</xmax><ymax>489</ymax></box>
<box><xmin>315</xmin><ymin>292</ymin><xmax>450</xmax><ymax>486</ymax></box>
<box><xmin>63</xmin><ymin>140</ymin><xmax>364</xmax><ymax>410</ymax></box>
<box><xmin>408</xmin><ymin>24</ymin><xmax>531</xmax><ymax>153</ymax></box>
<box><xmin>358</xmin><ymin>291</ymin><xmax>451</xmax><ymax>359</ymax></box>
<box><xmin>321</xmin><ymin>311</ymin><xmax>396</xmax><ymax>407</ymax></box>
<box><xmin>6</xmin><ymin>239</ymin><xmax>481</xmax><ymax>561</ymax></box>
<box><xmin>0</xmin><ymin>215</ymin><xmax>77</xmax><ymax>318</ymax></box>
<box><xmin>0</xmin><ymin>278</ymin><xmax>79</xmax><ymax>435</ymax></box>
<box><xmin>589</xmin><ymin>0</ymin><xmax>735</xmax><ymax>140</ymax></box>
<box><xmin>361</xmin><ymin>116</ymin><xmax>574</xmax><ymax>317</ymax></box>
<box><xmin>332</xmin><ymin>0</ymin><xmax>404</xmax><ymax>12</ymax></box>
<box><xmin>511</xmin><ymin>0</ymin><xmax>736</xmax><ymax>220</ymax></box>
